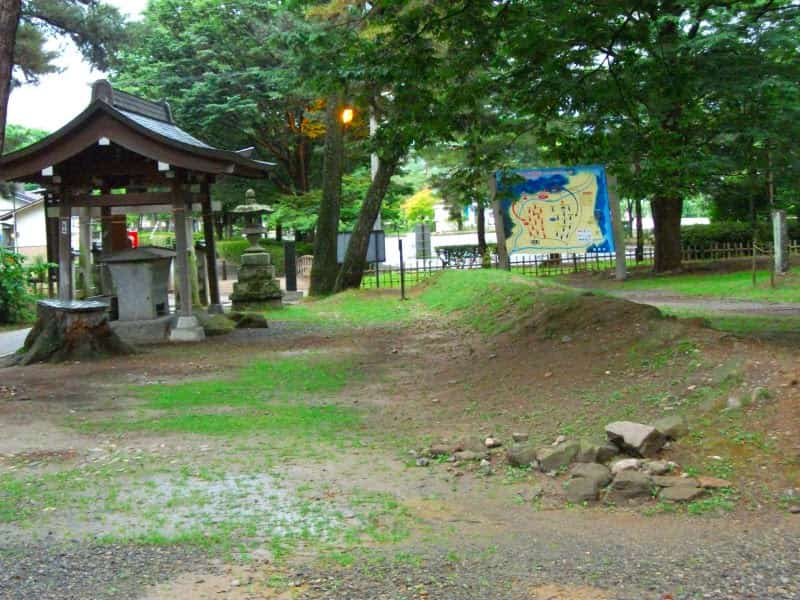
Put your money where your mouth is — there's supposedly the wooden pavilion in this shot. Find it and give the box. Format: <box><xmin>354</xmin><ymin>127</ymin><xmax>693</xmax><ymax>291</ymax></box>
<box><xmin>0</xmin><ymin>80</ymin><xmax>271</xmax><ymax>337</ymax></box>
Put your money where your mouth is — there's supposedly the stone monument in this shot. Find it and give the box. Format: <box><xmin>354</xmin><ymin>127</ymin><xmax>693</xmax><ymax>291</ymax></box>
<box><xmin>230</xmin><ymin>190</ymin><xmax>283</xmax><ymax>310</ymax></box>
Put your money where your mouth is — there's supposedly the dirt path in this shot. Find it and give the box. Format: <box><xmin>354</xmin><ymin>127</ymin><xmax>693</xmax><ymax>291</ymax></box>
<box><xmin>609</xmin><ymin>289</ymin><xmax>800</xmax><ymax>316</ymax></box>
<box><xmin>1</xmin><ymin>296</ymin><xmax>799</xmax><ymax>600</ymax></box>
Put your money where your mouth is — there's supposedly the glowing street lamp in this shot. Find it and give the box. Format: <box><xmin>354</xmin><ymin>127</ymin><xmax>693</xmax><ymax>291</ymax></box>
<box><xmin>341</xmin><ymin>106</ymin><xmax>354</xmax><ymax>125</ymax></box>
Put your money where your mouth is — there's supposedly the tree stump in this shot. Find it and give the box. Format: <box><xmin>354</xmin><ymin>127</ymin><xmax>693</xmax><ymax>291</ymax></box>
<box><xmin>16</xmin><ymin>300</ymin><xmax>134</xmax><ymax>365</ymax></box>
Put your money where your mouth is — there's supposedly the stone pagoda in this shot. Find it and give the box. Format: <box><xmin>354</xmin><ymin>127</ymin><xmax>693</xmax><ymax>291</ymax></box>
<box><xmin>229</xmin><ymin>189</ymin><xmax>283</xmax><ymax>310</ymax></box>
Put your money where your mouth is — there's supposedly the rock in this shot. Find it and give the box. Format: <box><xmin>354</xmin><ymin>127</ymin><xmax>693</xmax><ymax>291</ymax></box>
<box><xmin>652</xmin><ymin>415</ymin><xmax>689</xmax><ymax>440</ymax></box>
<box><xmin>574</xmin><ymin>440</ymin><xmax>598</xmax><ymax>463</ymax></box>
<box><xmin>652</xmin><ymin>476</ymin><xmax>698</xmax><ymax>488</ymax></box>
<box><xmin>659</xmin><ymin>485</ymin><xmax>704</xmax><ymax>502</ymax></box>
<box><xmin>484</xmin><ymin>437</ymin><xmax>502</xmax><ymax>449</ymax></box>
<box><xmin>506</xmin><ymin>444</ymin><xmax>538</xmax><ymax>468</ymax></box>
<box><xmin>610</xmin><ymin>458</ymin><xmax>642</xmax><ymax>475</ymax></box>
<box><xmin>250</xmin><ymin>549</ymin><xmax>273</xmax><ymax>564</ymax></box>
<box><xmin>596</xmin><ymin>442</ymin><xmax>620</xmax><ymax>463</ymax></box>
<box><xmin>643</xmin><ymin>460</ymin><xmax>673</xmax><ymax>475</ymax></box>
<box><xmin>415</xmin><ymin>457</ymin><xmax>429</xmax><ymax>467</ymax></box>
<box><xmin>607</xmin><ymin>471</ymin><xmax>652</xmax><ymax>501</ymax></box>
<box><xmin>726</xmin><ymin>395</ymin><xmax>743</xmax><ymax>410</ymax></box>
<box><xmin>480</xmin><ymin>458</ymin><xmax>491</xmax><ymax>467</ymax></box>
<box><xmin>454</xmin><ymin>450</ymin><xmax>486</xmax><ymax>462</ymax></box>
<box><xmin>605</xmin><ymin>421</ymin><xmax>666</xmax><ymax>457</ymax></box>
<box><xmin>696</xmin><ymin>476</ymin><xmax>732</xmax><ymax>489</ymax></box>
<box><xmin>512</xmin><ymin>432</ymin><xmax>529</xmax><ymax>443</ymax></box>
<box><xmin>789</xmin><ymin>506</ymin><xmax>800</xmax><ymax>514</ymax></box>
<box><xmin>230</xmin><ymin>311</ymin><xmax>268</xmax><ymax>329</ymax></box>
<box><xmin>751</xmin><ymin>387</ymin><xmax>770</xmax><ymax>403</ymax></box>
<box><xmin>536</xmin><ymin>441</ymin><xmax>580</xmax><ymax>472</ymax></box>
<box><xmin>564</xmin><ymin>477</ymin><xmax>600</xmax><ymax>503</ymax></box>
<box><xmin>569</xmin><ymin>463</ymin><xmax>612</xmax><ymax>488</ymax></box>
<box><xmin>427</xmin><ymin>444</ymin><xmax>450</xmax><ymax>457</ymax></box>
<box><xmin>553</xmin><ymin>435</ymin><xmax>567</xmax><ymax>446</ymax></box>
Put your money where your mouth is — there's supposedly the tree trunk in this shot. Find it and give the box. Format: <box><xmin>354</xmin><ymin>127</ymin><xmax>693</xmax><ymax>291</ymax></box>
<box><xmin>476</xmin><ymin>201</ymin><xmax>486</xmax><ymax>256</ymax></box>
<box><xmin>651</xmin><ymin>196</ymin><xmax>683</xmax><ymax>272</ymax></box>
<box><xmin>275</xmin><ymin>222</ymin><xmax>283</xmax><ymax>242</ymax></box>
<box><xmin>0</xmin><ymin>0</ymin><xmax>22</xmax><ymax>155</ymax></box>
<box><xmin>334</xmin><ymin>155</ymin><xmax>399</xmax><ymax>292</ymax></box>
<box><xmin>635</xmin><ymin>197</ymin><xmax>643</xmax><ymax>262</ymax></box>
<box><xmin>309</xmin><ymin>93</ymin><xmax>345</xmax><ymax>296</ymax></box>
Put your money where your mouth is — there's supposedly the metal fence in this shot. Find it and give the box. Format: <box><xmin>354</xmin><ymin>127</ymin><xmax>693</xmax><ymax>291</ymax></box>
<box><xmin>359</xmin><ymin>240</ymin><xmax>800</xmax><ymax>289</ymax></box>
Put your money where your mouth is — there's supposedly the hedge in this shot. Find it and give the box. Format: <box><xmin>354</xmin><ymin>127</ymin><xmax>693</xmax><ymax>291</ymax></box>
<box><xmin>680</xmin><ymin>221</ymin><xmax>800</xmax><ymax>248</ymax></box>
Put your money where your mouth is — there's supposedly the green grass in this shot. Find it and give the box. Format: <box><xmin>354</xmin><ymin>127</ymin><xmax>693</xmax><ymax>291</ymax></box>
<box><xmin>662</xmin><ymin>308</ymin><xmax>800</xmax><ymax>337</ymax></box>
<box><xmin>267</xmin><ymin>289</ymin><xmax>414</xmax><ymax>327</ymax></box>
<box><xmin>618</xmin><ymin>269</ymin><xmax>800</xmax><ymax>303</ymax></box>
<box><xmin>415</xmin><ymin>269</ymin><xmax>572</xmax><ymax>335</ymax></box>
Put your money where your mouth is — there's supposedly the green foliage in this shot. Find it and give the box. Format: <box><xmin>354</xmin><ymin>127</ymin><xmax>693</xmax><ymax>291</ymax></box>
<box><xmin>401</xmin><ymin>188</ymin><xmax>437</xmax><ymax>224</ymax></box>
<box><xmin>0</xmin><ymin>249</ymin><xmax>32</xmax><ymax>324</ymax></box>
<box><xmin>681</xmin><ymin>221</ymin><xmax>800</xmax><ymax>248</ymax></box>
<box><xmin>2</xmin><ymin>123</ymin><xmax>48</xmax><ymax>153</ymax></box>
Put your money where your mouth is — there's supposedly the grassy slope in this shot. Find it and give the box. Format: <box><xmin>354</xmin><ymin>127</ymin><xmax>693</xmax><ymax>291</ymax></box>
<box><xmin>618</xmin><ymin>269</ymin><xmax>800</xmax><ymax>303</ymax></box>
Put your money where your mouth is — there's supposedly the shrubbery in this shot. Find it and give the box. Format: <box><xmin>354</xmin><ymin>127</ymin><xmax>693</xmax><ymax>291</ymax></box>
<box><xmin>0</xmin><ymin>249</ymin><xmax>33</xmax><ymax>324</ymax></box>
<box><xmin>215</xmin><ymin>239</ymin><xmax>314</xmax><ymax>278</ymax></box>
<box><xmin>681</xmin><ymin>220</ymin><xmax>800</xmax><ymax>248</ymax></box>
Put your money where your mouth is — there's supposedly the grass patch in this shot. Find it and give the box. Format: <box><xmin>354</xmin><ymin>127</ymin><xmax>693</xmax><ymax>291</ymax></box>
<box><xmin>662</xmin><ymin>308</ymin><xmax>800</xmax><ymax>338</ymax></box>
<box><xmin>415</xmin><ymin>269</ymin><xmax>571</xmax><ymax>335</ymax></box>
<box><xmin>619</xmin><ymin>270</ymin><xmax>800</xmax><ymax>303</ymax></box>
<box><xmin>267</xmin><ymin>290</ymin><xmax>414</xmax><ymax>327</ymax></box>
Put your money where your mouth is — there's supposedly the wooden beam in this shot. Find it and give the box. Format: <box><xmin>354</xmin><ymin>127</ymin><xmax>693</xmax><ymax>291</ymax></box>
<box><xmin>70</xmin><ymin>191</ymin><xmax>200</xmax><ymax>207</ymax></box>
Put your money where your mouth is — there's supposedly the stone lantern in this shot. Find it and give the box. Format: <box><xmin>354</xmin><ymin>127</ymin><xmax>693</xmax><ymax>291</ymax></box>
<box><xmin>229</xmin><ymin>189</ymin><xmax>283</xmax><ymax>310</ymax></box>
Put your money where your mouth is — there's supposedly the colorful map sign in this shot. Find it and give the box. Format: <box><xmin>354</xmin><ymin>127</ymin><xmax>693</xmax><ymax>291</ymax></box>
<box><xmin>495</xmin><ymin>166</ymin><xmax>614</xmax><ymax>254</ymax></box>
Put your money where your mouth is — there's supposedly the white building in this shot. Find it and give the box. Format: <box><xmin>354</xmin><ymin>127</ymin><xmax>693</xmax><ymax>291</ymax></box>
<box><xmin>0</xmin><ymin>186</ymin><xmax>79</xmax><ymax>258</ymax></box>
<box><xmin>432</xmin><ymin>202</ymin><xmax>496</xmax><ymax>233</ymax></box>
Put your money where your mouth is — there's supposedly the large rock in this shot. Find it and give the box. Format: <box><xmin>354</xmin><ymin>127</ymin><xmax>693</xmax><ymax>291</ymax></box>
<box><xmin>605</xmin><ymin>421</ymin><xmax>666</xmax><ymax>457</ymax></box>
<box><xmin>652</xmin><ymin>415</ymin><xmax>689</xmax><ymax>440</ymax></box>
<box><xmin>652</xmin><ymin>475</ymin><xmax>698</xmax><ymax>488</ymax></box>
<box><xmin>574</xmin><ymin>440</ymin><xmax>598</xmax><ymax>463</ymax></box>
<box><xmin>536</xmin><ymin>441</ymin><xmax>580</xmax><ymax>472</ymax></box>
<box><xmin>610</xmin><ymin>458</ymin><xmax>642</xmax><ymax>475</ymax></box>
<box><xmin>569</xmin><ymin>463</ymin><xmax>612</xmax><ymax>488</ymax></box>
<box><xmin>506</xmin><ymin>444</ymin><xmax>538</xmax><ymax>468</ymax></box>
<box><xmin>564</xmin><ymin>477</ymin><xmax>600</xmax><ymax>503</ymax></box>
<box><xmin>596</xmin><ymin>442</ymin><xmax>620</xmax><ymax>463</ymax></box>
<box><xmin>606</xmin><ymin>471</ymin><xmax>653</xmax><ymax>501</ymax></box>
<box><xmin>659</xmin><ymin>485</ymin><xmax>705</xmax><ymax>502</ymax></box>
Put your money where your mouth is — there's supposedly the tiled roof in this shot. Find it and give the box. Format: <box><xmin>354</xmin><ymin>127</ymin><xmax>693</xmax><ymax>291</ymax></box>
<box><xmin>118</xmin><ymin>110</ymin><xmax>214</xmax><ymax>149</ymax></box>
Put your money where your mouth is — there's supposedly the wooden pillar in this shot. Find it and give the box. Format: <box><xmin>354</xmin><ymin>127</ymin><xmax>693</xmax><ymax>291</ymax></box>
<box><xmin>201</xmin><ymin>182</ymin><xmax>222</xmax><ymax>312</ymax></box>
<box><xmin>45</xmin><ymin>199</ymin><xmax>58</xmax><ymax>297</ymax></box>
<box><xmin>58</xmin><ymin>187</ymin><xmax>73</xmax><ymax>301</ymax></box>
<box><xmin>172</xmin><ymin>179</ymin><xmax>192</xmax><ymax>317</ymax></box>
<box><xmin>78</xmin><ymin>206</ymin><xmax>93</xmax><ymax>298</ymax></box>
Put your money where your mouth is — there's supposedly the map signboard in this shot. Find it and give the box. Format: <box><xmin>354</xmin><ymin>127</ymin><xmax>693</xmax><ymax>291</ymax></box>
<box><xmin>495</xmin><ymin>166</ymin><xmax>615</xmax><ymax>255</ymax></box>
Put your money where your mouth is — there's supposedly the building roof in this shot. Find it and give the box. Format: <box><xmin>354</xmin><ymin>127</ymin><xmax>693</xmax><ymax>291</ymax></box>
<box><xmin>0</xmin><ymin>188</ymin><xmax>43</xmax><ymax>220</ymax></box>
<box><xmin>0</xmin><ymin>80</ymin><xmax>273</xmax><ymax>183</ymax></box>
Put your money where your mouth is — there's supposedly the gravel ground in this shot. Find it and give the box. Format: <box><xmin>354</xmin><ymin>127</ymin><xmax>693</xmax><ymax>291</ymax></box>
<box><xmin>296</xmin><ymin>523</ymin><xmax>800</xmax><ymax>600</ymax></box>
<box><xmin>0</xmin><ymin>543</ymin><xmax>208</xmax><ymax>600</ymax></box>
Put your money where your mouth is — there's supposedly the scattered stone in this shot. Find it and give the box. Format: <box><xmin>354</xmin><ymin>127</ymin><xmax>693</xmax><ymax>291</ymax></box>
<box><xmin>506</xmin><ymin>444</ymin><xmax>538</xmax><ymax>468</ymax></box>
<box><xmin>512</xmin><ymin>432</ymin><xmax>529</xmax><ymax>443</ymax></box>
<box><xmin>427</xmin><ymin>445</ymin><xmax>450</xmax><ymax>457</ymax></box>
<box><xmin>480</xmin><ymin>458</ymin><xmax>491</xmax><ymax>467</ymax></box>
<box><xmin>574</xmin><ymin>440</ymin><xmax>598</xmax><ymax>463</ymax></box>
<box><xmin>643</xmin><ymin>460</ymin><xmax>673</xmax><ymax>476</ymax></box>
<box><xmin>605</xmin><ymin>421</ymin><xmax>666</xmax><ymax>457</ymax></box>
<box><xmin>454</xmin><ymin>450</ymin><xmax>486</xmax><ymax>462</ymax></box>
<box><xmin>606</xmin><ymin>471</ymin><xmax>653</xmax><ymax>501</ymax></box>
<box><xmin>652</xmin><ymin>415</ymin><xmax>689</xmax><ymax>440</ymax></box>
<box><xmin>484</xmin><ymin>437</ymin><xmax>502</xmax><ymax>449</ymax></box>
<box><xmin>596</xmin><ymin>442</ymin><xmax>620</xmax><ymax>463</ymax></box>
<box><xmin>726</xmin><ymin>395</ymin><xmax>743</xmax><ymax>410</ymax></box>
<box><xmin>696</xmin><ymin>476</ymin><xmax>732</xmax><ymax>489</ymax></box>
<box><xmin>652</xmin><ymin>475</ymin><xmax>698</xmax><ymax>488</ymax></box>
<box><xmin>564</xmin><ymin>477</ymin><xmax>600</xmax><ymax>503</ymax></box>
<box><xmin>561</xmin><ymin>335</ymin><xmax>572</xmax><ymax>343</ymax></box>
<box><xmin>569</xmin><ymin>463</ymin><xmax>612</xmax><ymax>488</ymax></box>
<box><xmin>789</xmin><ymin>506</ymin><xmax>800</xmax><ymax>514</ymax></box>
<box><xmin>250</xmin><ymin>549</ymin><xmax>272</xmax><ymax>564</ymax></box>
<box><xmin>553</xmin><ymin>435</ymin><xmax>567</xmax><ymax>446</ymax></box>
<box><xmin>536</xmin><ymin>441</ymin><xmax>580</xmax><ymax>472</ymax></box>
<box><xmin>610</xmin><ymin>458</ymin><xmax>642</xmax><ymax>475</ymax></box>
<box><xmin>415</xmin><ymin>457</ymin><xmax>430</xmax><ymax>467</ymax></box>
<box><xmin>659</xmin><ymin>485</ymin><xmax>705</xmax><ymax>502</ymax></box>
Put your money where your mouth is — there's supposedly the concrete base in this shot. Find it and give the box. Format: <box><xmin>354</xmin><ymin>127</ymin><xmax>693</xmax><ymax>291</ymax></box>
<box><xmin>169</xmin><ymin>315</ymin><xmax>207</xmax><ymax>342</ymax></box>
<box><xmin>207</xmin><ymin>303</ymin><xmax>224</xmax><ymax>315</ymax></box>
<box><xmin>111</xmin><ymin>315</ymin><xmax>172</xmax><ymax>345</ymax></box>
<box><xmin>282</xmin><ymin>290</ymin><xmax>304</xmax><ymax>304</ymax></box>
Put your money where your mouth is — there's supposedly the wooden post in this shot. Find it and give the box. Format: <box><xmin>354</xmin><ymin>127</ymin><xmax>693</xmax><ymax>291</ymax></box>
<box><xmin>78</xmin><ymin>206</ymin><xmax>93</xmax><ymax>299</ymax></box>
<box><xmin>45</xmin><ymin>200</ymin><xmax>58</xmax><ymax>297</ymax></box>
<box><xmin>172</xmin><ymin>180</ymin><xmax>192</xmax><ymax>317</ymax></box>
<box><xmin>58</xmin><ymin>186</ymin><xmax>73</xmax><ymax>301</ymax></box>
<box><xmin>607</xmin><ymin>174</ymin><xmax>627</xmax><ymax>281</ymax></box>
<box><xmin>201</xmin><ymin>182</ymin><xmax>222</xmax><ymax>312</ymax></box>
